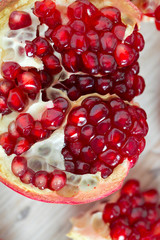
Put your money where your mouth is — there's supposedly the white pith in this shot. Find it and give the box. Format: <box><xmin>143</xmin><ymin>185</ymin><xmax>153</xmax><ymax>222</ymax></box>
<box><xmin>0</xmin><ymin>0</ymin><xmax>142</xmax><ymax>201</ymax></box>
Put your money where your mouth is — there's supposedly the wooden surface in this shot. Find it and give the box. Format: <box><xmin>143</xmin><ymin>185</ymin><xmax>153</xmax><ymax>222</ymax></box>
<box><xmin>0</xmin><ymin>22</ymin><xmax>160</xmax><ymax>240</ymax></box>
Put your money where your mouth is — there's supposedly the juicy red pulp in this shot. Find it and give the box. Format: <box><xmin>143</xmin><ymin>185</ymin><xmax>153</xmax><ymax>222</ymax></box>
<box><xmin>0</xmin><ymin>0</ymin><xmax>145</xmax><ymax>116</ymax></box>
<box><xmin>102</xmin><ymin>180</ymin><xmax>160</xmax><ymax>239</ymax></box>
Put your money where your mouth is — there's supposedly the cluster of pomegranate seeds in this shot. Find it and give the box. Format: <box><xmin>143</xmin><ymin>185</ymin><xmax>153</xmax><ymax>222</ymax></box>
<box><xmin>102</xmin><ymin>180</ymin><xmax>160</xmax><ymax>239</ymax></box>
<box><xmin>11</xmin><ymin>156</ymin><xmax>67</xmax><ymax>191</ymax></box>
<box><xmin>62</xmin><ymin>96</ymin><xmax>148</xmax><ymax>177</ymax></box>
<box><xmin>0</xmin><ymin>97</ymin><xmax>69</xmax><ymax>156</ymax></box>
<box><xmin>55</xmin><ymin>62</ymin><xmax>144</xmax><ymax>101</ymax></box>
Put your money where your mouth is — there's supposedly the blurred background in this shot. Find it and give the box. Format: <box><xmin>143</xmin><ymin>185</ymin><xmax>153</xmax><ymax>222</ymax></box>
<box><xmin>0</xmin><ymin>21</ymin><xmax>160</xmax><ymax>240</ymax></box>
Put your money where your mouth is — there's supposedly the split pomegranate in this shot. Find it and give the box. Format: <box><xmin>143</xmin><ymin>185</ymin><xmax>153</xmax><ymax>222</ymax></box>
<box><xmin>68</xmin><ymin>180</ymin><xmax>160</xmax><ymax>239</ymax></box>
<box><xmin>0</xmin><ymin>0</ymin><xmax>148</xmax><ymax>204</ymax></box>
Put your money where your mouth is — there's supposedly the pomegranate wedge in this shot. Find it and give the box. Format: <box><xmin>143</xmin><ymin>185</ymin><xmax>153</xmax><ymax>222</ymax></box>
<box><xmin>0</xmin><ymin>0</ymin><xmax>148</xmax><ymax>204</ymax></box>
<box><xmin>68</xmin><ymin>179</ymin><xmax>160</xmax><ymax>239</ymax></box>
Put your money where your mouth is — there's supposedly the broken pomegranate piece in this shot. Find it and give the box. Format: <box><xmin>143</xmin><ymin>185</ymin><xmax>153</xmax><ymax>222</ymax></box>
<box><xmin>0</xmin><ymin>0</ymin><xmax>148</xmax><ymax>204</ymax></box>
<box><xmin>68</xmin><ymin>180</ymin><xmax>160</xmax><ymax>239</ymax></box>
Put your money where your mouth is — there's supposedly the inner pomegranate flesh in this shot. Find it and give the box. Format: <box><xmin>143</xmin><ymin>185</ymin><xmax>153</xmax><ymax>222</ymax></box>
<box><xmin>0</xmin><ymin>0</ymin><xmax>148</xmax><ymax>201</ymax></box>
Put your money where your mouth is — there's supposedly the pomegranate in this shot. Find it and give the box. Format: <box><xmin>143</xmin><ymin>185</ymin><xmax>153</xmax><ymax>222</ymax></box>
<box><xmin>0</xmin><ymin>0</ymin><xmax>148</xmax><ymax>204</ymax></box>
<box><xmin>68</xmin><ymin>179</ymin><xmax>160</xmax><ymax>239</ymax></box>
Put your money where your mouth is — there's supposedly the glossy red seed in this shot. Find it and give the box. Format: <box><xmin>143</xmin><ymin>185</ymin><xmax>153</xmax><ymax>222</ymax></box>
<box><xmin>62</xmin><ymin>148</ymin><xmax>74</xmax><ymax>162</ymax></box>
<box><xmin>100</xmin><ymin>32</ymin><xmax>118</xmax><ymax>53</ymax></box>
<box><xmin>81</xmin><ymin>146</ymin><xmax>96</xmax><ymax>163</ymax></box>
<box><xmin>33</xmin><ymin>0</ymin><xmax>56</xmax><ymax>17</ymax></box>
<box><xmin>75</xmin><ymin>161</ymin><xmax>90</xmax><ymax>174</ymax></box>
<box><xmin>128</xmin><ymin>229</ymin><xmax>141</xmax><ymax>240</ymax></box>
<box><xmin>51</xmin><ymin>25</ymin><xmax>71</xmax><ymax>52</ymax></box>
<box><xmin>7</xmin><ymin>88</ymin><xmax>28</xmax><ymax>112</ymax></box>
<box><xmin>68</xmin><ymin>86</ymin><xmax>81</xmax><ymax>101</ymax></box>
<box><xmin>33</xmin><ymin>37</ymin><xmax>52</xmax><ymax>57</ymax></box>
<box><xmin>121</xmin><ymin>179</ymin><xmax>140</xmax><ymax>196</ymax></box>
<box><xmin>151</xmin><ymin>219</ymin><xmax>160</xmax><ymax>236</ymax></box>
<box><xmin>42</xmin><ymin>54</ymin><xmax>62</xmax><ymax>74</ymax></box>
<box><xmin>142</xmin><ymin>189</ymin><xmax>159</xmax><ymax>205</ymax></box>
<box><xmin>0</xmin><ymin>132</ymin><xmax>14</xmax><ymax>155</ymax></box>
<box><xmin>118</xmin><ymin>195</ymin><xmax>131</xmax><ymax>215</ymax></box>
<box><xmin>103</xmin><ymin>203</ymin><xmax>120</xmax><ymax>223</ymax></box>
<box><xmin>114</xmin><ymin>109</ymin><xmax>132</xmax><ymax>130</ymax></box>
<box><xmin>133</xmin><ymin>75</ymin><xmax>145</xmax><ymax>96</ymax></box>
<box><xmin>67</xmin><ymin>1</ymin><xmax>85</xmax><ymax>20</ymax></box>
<box><xmin>81</xmin><ymin>124</ymin><xmax>95</xmax><ymax>142</ymax></box>
<box><xmin>99</xmin><ymin>54</ymin><xmax>117</xmax><ymax>74</ymax></box>
<box><xmin>78</xmin><ymin>75</ymin><xmax>95</xmax><ymax>93</ymax></box>
<box><xmin>95</xmin><ymin>77</ymin><xmax>112</xmax><ymax>95</ymax></box>
<box><xmin>82</xmin><ymin>96</ymin><xmax>101</xmax><ymax>110</ymax></box>
<box><xmin>82</xmin><ymin>51</ymin><xmax>99</xmax><ymax>74</ymax></box>
<box><xmin>134</xmin><ymin>33</ymin><xmax>145</xmax><ymax>51</ymax></box>
<box><xmin>31</xmin><ymin>121</ymin><xmax>51</xmax><ymax>140</ymax></box>
<box><xmin>155</xmin><ymin>19</ymin><xmax>160</xmax><ymax>30</ymax></box>
<box><xmin>14</xmin><ymin>137</ymin><xmax>30</xmax><ymax>155</ymax></box>
<box><xmin>16</xmin><ymin>113</ymin><xmax>34</xmax><ymax>137</ymax></box>
<box><xmin>25</xmin><ymin>41</ymin><xmax>36</xmax><ymax>57</ymax></box>
<box><xmin>111</xmin><ymin>223</ymin><xmax>132</xmax><ymax>239</ymax></box>
<box><xmin>110</xmin><ymin>98</ymin><xmax>125</xmax><ymax>110</ymax></box>
<box><xmin>131</xmin><ymin>194</ymin><xmax>145</xmax><ymax>207</ymax></box>
<box><xmin>1</xmin><ymin>62</ymin><xmax>21</xmax><ymax>80</ymax></box>
<box><xmin>49</xmin><ymin>170</ymin><xmax>66</xmax><ymax>191</ymax></box>
<box><xmin>99</xmin><ymin>149</ymin><xmax>121</xmax><ymax>167</ymax></box>
<box><xmin>65</xmin><ymin>125</ymin><xmax>80</xmax><ymax>142</ymax></box>
<box><xmin>9</xmin><ymin>11</ymin><xmax>32</xmax><ymax>30</ymax></box>
<box><xmin>90</xmin><ymin>135</ymin><xmax>105</xmax><ymax>154</ymax></box>
<box><xmin>41</xmin><ymin>108</ymin><xmax>64</xmax><ymax>129</ymax></box>
<box><xmin>89</xmin><ymin>103</ymin><xmax>109</xmax><ymax>125</ymax></box>
<box><xmin>53</xmin><ymin>97</ymin><xmax>69</xmax><ymax>112</ymax></box>
<box><xmin>100</xmin><ymin>7</ymin><xmax>121</xmax><ymax>23</ymax></box>
<box><xmin>96</xmin><ymin>118</ymin><xmax>111</xmax><ymax>135</ymax></box>
<box><xmin>68</xmin><ymin>107</ymin><xmax>88</xmax><ymax>127</ymax></box>
<box><xmin>70</xmin><ymin>33</ymin><xmax>88</xmax><ymax>53</ymax></box>
<box><xmin>17</xmin><ymin>71</ymin><xmax>41</xmax><ymax>94</ymax></box>
<box><xmin>39</xmin><ymin>70</ymin><xmax>53</xmax><ymax>88</ymax></box>
<box><xmin>86</xmin><ymin>30</ymin><xmax>100</xmax><ymax>52</ymax></box>
<box><xmin>93</xmin><ymin>15</ymin><xmax>113</xmax><ymax>31</ymax></box>
<box><xmin>122</xmin><ymin>137</ymin><xmax>139</xmax><ymax>156</ymax></box>
<box><xmin>129</xmin><ymin>207</ymin><xmax>147</xmax><ymax>224</ymax></box>
<box><xmin>40</xmin><ymin>9</ymin><xmax>62</xmax><ymax>29</ymax></box>
<box><xmin>69</xmin><ymin>141</ymin><xmax>83</xmax><ymax>156</ymax></box>
<box><xmin>90</xmin><ymin>161</ymin><xmax>112</xmax><ymax>178</ymax></box>
<box><xmin>65</xmin><ymin>161</ymin><xmax>75</xmax><ymax>173</ymax></box>
<box><xmin>62</xmin><ymin>50</ymin><xmax>80</xmax><ymax>72</ymax></box>
<box><xmin>0</xmin><ymin>96</ymin><xmax>10</xmax><ymax>115</ymax></box>
<box><xmin>70</xmin><ymin>19</ymin><xmax>86</xmax><ymax>33</ymax></box>
<box><xmin>20</xmin><ymin>168</ymin><xmax>35</xmax><ymax>184</ymax></box>
<box><xmin>8</xmin><ymin>121</ymin><xmax>21</xmax><ymax>139</ymax></box>
<box><xmin>107</xmin><ymin>128</ymin><xmax>126</xmax><ymax>148</ymax></box>
<box><xmin>155</xmin><ymin>6</ymin><xmax>160</xmax><ymax>21</ymax></box>
<box><xmin>0</xmin><ymin>80</ymin><xmax>15</xmax><ymax>96</ymax></box>
<box><xmin>115</xmin><ymin>44</ymin><xmax>136</xmax><ymax>67</ymax></box>
<box><xmin>113</xmin><ymin>24</ymin><xmax>126</xmax><ymax>41</ymax></box>
<box><xmin>11</xmin><ymin>156</ymin><xmax>27</xmax><ymax>177</ymax></box>
<box><xmin>33</xmin><ymin>171</ymin><xmax>48</xmax><ymax>190</ymax></box>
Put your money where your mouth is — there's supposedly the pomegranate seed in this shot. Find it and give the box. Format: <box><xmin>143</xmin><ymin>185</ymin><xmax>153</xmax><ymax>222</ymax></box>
<box><xmin>1</xmin><ymin>62</ymin><xmax>21</xmax><ymax>80</ymax></box>
<box><xmin>33</xmin><ymin>0</ymin><xmax>56</xmax><ymax>17</ymax></box>
<box><xmin>62</xmin><ymin>148</ymin><xmax>74</xmax><ymax>162</ymax></box>
<box><xmin>82</xmin><ymin>96</ymin><xmax>101</xmax><ymax>110</ymax></box>
<box><xmin>62</xmin><ymin>50</ymin><xmax>80</xmax><ymax>72</ymax></box>
<box><xmin>131</xmin><ymin>62</ymin><xmax>140</xmax><ymax>74</ymax></box>
<box><xmin>88</xmin><ymin>103</ymin><xmax>109</xmax><ymax>125</ymax></box>
<box><xmin>100</xmin><ymin>7</ymin><xmax>121</xmax><ymax>23</ymax></box>
<box><xmin>40</xmin><ymin>9</ymin><xmax>62</xmax><ymax>29</ymax></box>
<box><xmin>11</xmin><ymin>156</ymin><xmax>27</xmax><ymax>177</ymax></box>
<box><xmin>128</xmin><ymin>229</ymin><xmax>140</xmax><ymax>240</ymax></box>
<box><xmin>151</xmin><ymin>219</ymin><xmax>160</xmax><ymax>236</ymax></box>
<box><xmin>42</xmin><ymin>54</ymin><xmax>62</xmax><ymax>74</ymax></box>
<box><xmin>103</xmin><ymin>203</ymin><xmax>120</xmax><ymax>223</ymax></box>
<box><xmin>20</xmin><ymin>168</ymin><xmax>35</xmax><ymax>184</ymax></box>
<box><xmin>53</xmin><ymin>97</ymin><xmax>69</xmax><ymax>112</ymax></box>
<box><xmin>39</xmin><ymin>70</ymin><xmax>53</xmax><ymax>88</ymax></box>
<box><xmin>25</xmin><ymin>41</ymin><xmax>36</xmax><ymax>57</ymax></box>
<box><xmin>99</xmin><ymin>149</ymin><xmax>121</xmax><ymax>167</ymax></box>
<box><xmin>99</xmin><ymin>54</ymin><xmax>117</xmax><ymax>74</ymax></box>
<box><xmin>7</xmin><ymin>87</ymin><xmax>28</xmax><ymax>112</ymax></box>
<box><xmin>70</xmin><ymin>33</ymin><xmax>88</xmax><ymax>53</ymax></box>
<box><xmin>86</xmin><ymin>30</ymin><xmax>100</xmax><ymax>52</ymax></box>
<box><xmin>113</xmin><ymin>24</ymin><xmax>126</xmax><ymax>41</ymax></box>
<box><xmin>122</xmin><ymin>137</ymin><xmax>139</xmax><ymax>156</ymax></box>
<box><xmin>8</xmin><ymin>121</ymin><xmax>21</xmax><ymax>139</ymax></box>
<box><xmin>93</xmin><ymin>15</ymin><xmax>113</xmax><ymax>31</ymax></box>
<box><xmin>96</xmin><ymin>118</ymin><xmax>111</xmax><ymax>135</ymax></box>
<box><xmin>68</xmin><ymin>107</ymin><xmax>87</xmax><ymax>127</ymax></box>
<box><xmin>114</xmin><ymin>109</ymin><xmax>132</xmax><ymax>130</ymax></box>
<box><xmin>81</xmin><ymin>51</ymin><xmax>99</xmax><ymax>74</ymax></box>
<box><xmin>142</xmin><ymin>190</ymin><xmax>159</xmax><ymax>205</ymax></box>
<box><xmin>0</xmin><ymin>80</ymin><xmax>15</xmax><ymax>96</ymax></box>
<box><xmin>125</xmin><ymin>32</ymin><xmax>136</xmax><ymax>46</ymax></box>
<box><xmin>51</xmin><ymin>25</ymin><xmax>71</xmax><ymax>52</ymax></box>
<box><xmin>17</xmin><ymin>71</ymin><xmax>41</xmax><ymax>94</ymax></box>
<box><xmin>68</xmin><ymin>86</ymin><xmax>81</xmax><ymax>101</ymax></box>
<box><xmin>155</xmin><ymin>19</ymin><xmax>160</xmax><ymax>30</ymax></box>
<box><xmin>65</xmin><ymin>125</ymin><xmax>80</xmax><ymax>142</ymax></box>
<box><xmin>81</xmin><ymin>124</ymin><xmax>95</xmax><ymax>142</ymax></box>
<box><xmin>90</xmin><ymin>161</ymin><xmax>112</xmax><ymax>178</ymax></box>
<box><xmin>31</xmin><ymin>121</ymin><xmax>51</xmax><ymax>140</ymax></box>
<box><xmin>121</xmin><ymin>179</ymin><xmax>140</xmax><ymax>196</ymax></box>
<box><xmin>106</xmin><ymin>128</ymin><xmax>126</xmax><ymax>148</ymax></box>
<box><xmin>111</xmin><ymin>223</ymin><xmax>132</xmax><ymax>239</ymax></box>
<box><xmin>133</xmin><ymin>75</ymin><xmax>145</xmax><ymax>96</ymax></box>
<box><xmin>69</xmin><ymin>141</ymin><xmax>83</xmax><ymax>156</ymax></box>
<box><xmin>131</xmin><ymin>194</ymin><xmax>145</xmax><ymax>207</ymax></box>
<box><xmin>90</xmin><ymin>135</ymin><xmax>105</xmax><ymax>154</ymax></box>
<box><xmin>100</xmin><ymin>32</ymin><xmax>118</xmax><ymax>53</ymax></box>
<box><xmin>134</xmin><ymin>33</ymin><xmax>145</xmax><ymax>51</ymax></box>
<box><xmin>0</xmin><ymin>96</ymin><xmax>10</xmax><ymax>115</ymax></box>
<box><xmin>33</xmin><ymin>37</ymin><xmax>52</xmax><ymax>57</ymax></box>
<box><xmin>14</xmin><ymin>137</ymin><xmax>30</xmax><ymax>155</ymax></box>
<box><xmin>33</xmin><ymin>171</ymin><xmax>48</xmax><ymax>190</ymax></box>
<box><xmin>75</xmin><ymin>161</ymin><xmax>90</xmax><ymax>174</ymax></box>
<box><xmin>45</xmin><ymin>28</ymin><xmax>54</xmax><ymax>41</ymax></box>
<box><xmin>70</xmin><ymin>20</ymin><xmax>86</xmax><ymax>33</ymax></box>
<box><xmin>0</xmin><ymin>132</ymin><xmax>14</xmax><ymax>155</ymax></box>
<box><xmin>41</xmin><ymin>108</ymin><xmax>64</xmax><ymax>129</ymax></box>
<box><xmin>146</xmin><ymin>206</ymin><xmax>159</xmax><ymax>224</ymax></box>
<box><xmin>9</xmin><ymin>11</ymin><xmax>32</xmax><ymax>30</ymax></box>
<box><xmin>118</xmin><ymin>195</ymin><xmax>131</xmax><ymax>215</ymax></box>
<box><xmin>67</xmin><ymin>1</ymin><xmax>85</xmax><ymax>20</ymax></box>
<box><xmin>115</xmin><ymin>44</ymin><xmax>136</xmax><ymax>67</ymax></box>
<box><xmin>65</xmin><ymin>161</ymin><xmax>75</xmax><ymax>173</ymax></box>
<box><xmin>129</xmin><ymin>207</ymin><xmax>147</xmax><ymax>224</ymax></box>
<box><xmin>95</xmin><ymin>77</ymin><xmax>112</xmax><ymax>95</ymax></box>
<box><xmin>78</xmin><ymin>75</ymin><xmax>95</xmax><ymax>93</ymax></box>
<box><xmin>49</xmin><ymin>170</ymin><xmax>66</xmax><ymax>191</ymax></box>
<box><xmin>15</xmin><ymin>113</ymin><xmax>34</xmax><ymax>137</ymax></box>
<box><xmin>81</xmin><ymin>146</ymin><xmax>96</xmax><ymax>163</ymax></box>
<box><xmin>155</xmin><ymin>6</ymin><xmax>160</xmax><ymax>21</ymax></box>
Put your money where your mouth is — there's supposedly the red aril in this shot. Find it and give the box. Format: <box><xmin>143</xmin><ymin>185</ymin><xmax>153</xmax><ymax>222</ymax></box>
<box><xmin>1</xmin><ymin>62</ymin><xmax>21</xmax><ymax>80</ymax></box>
<box><xmin>9</xmin><ymin>11</ymin><xmax>32</xmax><ymax>30</ymax></box>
